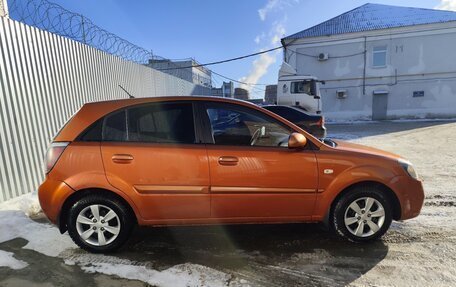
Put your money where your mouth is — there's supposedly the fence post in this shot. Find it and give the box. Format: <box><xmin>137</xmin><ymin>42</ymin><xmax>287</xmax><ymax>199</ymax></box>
<box><xmin>81</xmin><ymin>15</ymin><xmax>86</xmax><ymax>44</ymax></box>
<box><xmin>0</xmin><ymin>0</ymin><xmax>9</xmax><ymax>18</ymax></box>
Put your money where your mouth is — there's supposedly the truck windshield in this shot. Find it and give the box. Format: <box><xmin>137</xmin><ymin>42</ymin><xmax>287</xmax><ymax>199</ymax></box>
<box><xmin>291</xmin><ymin>81</ymin><xmax>313</xmax><ymax>94</ymax></box>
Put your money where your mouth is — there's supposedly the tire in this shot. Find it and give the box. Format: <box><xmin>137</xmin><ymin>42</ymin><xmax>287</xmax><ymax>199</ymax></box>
<box><xmin>331</xmin><ymin>185</ymin><xmax>393</xmax><ymax>242</ymax></box>
<box><xmin>67</xmin><ymin>194</ymin><xmax>134</xmax><ymax>253</ymax></box>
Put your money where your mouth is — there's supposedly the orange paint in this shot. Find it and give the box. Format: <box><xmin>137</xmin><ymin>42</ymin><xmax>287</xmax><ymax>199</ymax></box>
<box><xmin>39</xmin><ymin>96</ymin><xmax>424</xmax><ymax>230</ymax></box>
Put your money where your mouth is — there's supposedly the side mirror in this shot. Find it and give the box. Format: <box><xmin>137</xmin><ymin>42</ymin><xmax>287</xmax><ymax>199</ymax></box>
<box><xmin>288</xmin><ymin>133</ymin><xmax>307</xmax><ymax>149</ymax></box>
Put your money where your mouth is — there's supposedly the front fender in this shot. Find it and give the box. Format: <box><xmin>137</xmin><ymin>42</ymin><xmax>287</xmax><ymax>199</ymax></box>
<box><xmin>313</xmin><ymin>165</ymin><xmax>398</xmax><ymax>221</ymax></box>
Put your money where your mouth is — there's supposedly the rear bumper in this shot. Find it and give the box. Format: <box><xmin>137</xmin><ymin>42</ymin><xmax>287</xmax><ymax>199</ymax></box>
<box><xmin>38</xmin><ymin>178</ymin><xmax>74</xmax><ymax>224</ymax></box>
<box><xmin>390</xmin><ymin>176</ymin><xmax>425</xmax><ymax>220</ymax></box>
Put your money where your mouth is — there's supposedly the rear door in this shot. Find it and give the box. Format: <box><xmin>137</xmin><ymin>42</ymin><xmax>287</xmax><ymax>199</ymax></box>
<box><xmin>100</xmin><ymin>101</ymin><xmax>210</xmax><ymax>222</ymax></box>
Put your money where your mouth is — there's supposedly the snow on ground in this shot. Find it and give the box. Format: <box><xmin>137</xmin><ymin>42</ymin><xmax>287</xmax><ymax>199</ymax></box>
<box><xmin>0</xmin><ymin>250</ymin><xmax>28</xmax><ymax>270</ymax></box>
<box><xmin>0</xmin><ymin>193</ymin><xmax>74</xmax><ymax>257</ymax></box>
<box><xmin>81</xmin><ymin>263</ymin><xmax>232</xmax><ymax>287</ymax></box>
<box><xmin>0</xmin><ymin>191</ymin><xmax>42</xmax><ymax>217</ymax></box>
<box><xmin>0</xmin><ymin>194</ymin><xmax>241</xmax><ymax>286</ymax></box>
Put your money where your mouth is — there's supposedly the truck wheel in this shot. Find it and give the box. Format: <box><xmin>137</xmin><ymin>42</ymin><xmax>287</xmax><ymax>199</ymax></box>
<box><xmin>331</xmin><ymin>186</ymin><xmax>392</xmax><ymax>242</ymax></box>
<box><xmin>67</xmin><ymin>194</ymin><xmax>134</xmax><ymax>253</ymax></box>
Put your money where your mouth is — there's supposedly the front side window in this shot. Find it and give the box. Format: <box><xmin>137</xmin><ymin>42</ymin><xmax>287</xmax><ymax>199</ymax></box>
<box><xmin>127</xmin><ymin>102</ymin><xmax>195</xmax><ymax>144</ymax></box>
<box><xmin>206</xmin><ymin>104</ymin><xmax>292</xmax><ymax>147</ymax></box>
<box><xmin>373</xmin><ymin>46</ymin><xmax>387</xmax><ymax>67</ymax></box>
<box><xmin>291</xmin><ymin>81</ymin><xmax>312</xmax><ymax>94</ymax></box>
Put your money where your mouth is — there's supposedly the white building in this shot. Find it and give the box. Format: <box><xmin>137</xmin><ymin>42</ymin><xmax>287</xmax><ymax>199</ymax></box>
<box><xmin>148</xmin><ymin>58</ymin><xmax>212</xmax><ymax>88</ymax></box>
<box><xmin>282</xmin><ymin>3</ymin><xmax>456</xmax><ymax>120</ymax></box>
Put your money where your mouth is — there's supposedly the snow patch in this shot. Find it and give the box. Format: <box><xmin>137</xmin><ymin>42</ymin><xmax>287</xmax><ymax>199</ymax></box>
<box><xmin>0</xmin><ymin>192</ymin><xmax>42</xmax><ymax>218</ymax></box>
<box><xmin>65</xmin><ymin>253</ymin><xmax>239</xmax><ymax>287</ymax></box>
<box><xmin>0</xmin><ymin>250</ymin><xmax>28</xmax><ymax>270</ymax></box>
<box><xmin>82</xmin><ymin>262</ymin><xmax>232</xmax><ymax>287</ymax></box>
<box><xmin>0</xmin><ymin>210</ymin><xmax>75</xmax><ymax>257</ymax></box>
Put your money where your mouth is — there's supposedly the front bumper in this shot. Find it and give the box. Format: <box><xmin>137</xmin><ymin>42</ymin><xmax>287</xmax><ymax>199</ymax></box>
<box><xmin>390</xmin><ymin>175</ymin><xmax>425</xmax><ymax>220</ymax></box>
<box><xmin>38</xmin><ymin>178</ymin><xmax>74</xmax><ymax>224</ymax></box>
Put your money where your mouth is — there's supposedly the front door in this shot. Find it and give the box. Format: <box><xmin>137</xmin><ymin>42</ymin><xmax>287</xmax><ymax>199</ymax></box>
<box><xmin>101</xmin><ymin>102</ymin><xmax>210</xmax><ymax>222</ymax></box>
<box><xmin>201</xmin><ymin>102</ymin><xmax>318</xmax><ymax>220</ymax></box>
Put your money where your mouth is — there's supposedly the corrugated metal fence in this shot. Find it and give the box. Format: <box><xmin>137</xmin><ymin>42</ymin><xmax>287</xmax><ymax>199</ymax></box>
<box><xmin>0</xmin><ymin>16</ymin><xmax>210</xmax><ymax>202</ymax></box>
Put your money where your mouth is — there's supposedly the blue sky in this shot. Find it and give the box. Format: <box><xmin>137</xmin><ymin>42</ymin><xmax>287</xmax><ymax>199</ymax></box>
<box><xmin>51</xmin><ymin>0</ymin><xmax>448</xmax><ymax>98</ymax></box>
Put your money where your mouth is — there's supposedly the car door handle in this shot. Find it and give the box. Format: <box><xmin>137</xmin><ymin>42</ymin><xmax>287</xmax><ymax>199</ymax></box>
<box><xmin>112</xmin><ymin>154</ymin><xmax>134</xmax><ymax>164</ymax></box>
<box><xmin>218</xmin><ymin>156</ymin><xmax>239</xmax><ymax>166</ymax></box>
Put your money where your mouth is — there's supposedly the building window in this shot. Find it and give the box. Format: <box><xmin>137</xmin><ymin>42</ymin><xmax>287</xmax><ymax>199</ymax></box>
<box><xmin>373</xmin><ymin>46</ymin><xmax>387</xmax><ymax>67</ymax></box>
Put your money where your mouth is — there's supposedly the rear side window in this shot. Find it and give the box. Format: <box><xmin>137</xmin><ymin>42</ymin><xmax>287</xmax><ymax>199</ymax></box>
<box><xmin>79</xmin><ymin>119</ymin><xmax>103</xmax><ymax>141</ymax></box>
<box><xmin>78</xmin><ymin>102</ymin><xmax>196</xmax><ymax>143</ymax></box>
<box><xmin>128</xmin><ymin>103</ymin><xmax>195</xmax><ymax>144</ymax></box>
<box><xmin>103</xmin><ymin>111</ymin><xmax>127</xmax><ymax>141</ymax></box>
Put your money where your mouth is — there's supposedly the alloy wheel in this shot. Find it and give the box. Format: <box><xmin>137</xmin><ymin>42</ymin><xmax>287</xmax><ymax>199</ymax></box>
<box><xmin>344</xmin><ymin>197</ymin><xmax>386</xmax><ymax>238</ymax></box>
<box><xmin>75</xmin><ymin>204</ymin><xmax>121</xmax><ymax>246</ymax></box>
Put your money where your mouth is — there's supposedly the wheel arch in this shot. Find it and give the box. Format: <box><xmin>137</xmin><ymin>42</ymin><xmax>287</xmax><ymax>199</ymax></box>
<box><xmin>58</xmin><ymin>188</ymin><xmax>138</xmax><ymax>234</ymax></box>
<box><xmin>323</xmin><ymin>180</ymin><xmax>402</xmax><ymax>227</ymax></box>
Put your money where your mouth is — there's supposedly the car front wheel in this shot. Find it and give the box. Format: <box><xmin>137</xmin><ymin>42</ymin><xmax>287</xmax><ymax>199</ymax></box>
<box><xmin>331</xmin><ymin>186</ymin><xmax>393</xmax><ymax>242</ymax></box>
<box><xmin>67</xmin><ymin>194</ymin><xmax>134</xmax><ymax>253</ymax></box>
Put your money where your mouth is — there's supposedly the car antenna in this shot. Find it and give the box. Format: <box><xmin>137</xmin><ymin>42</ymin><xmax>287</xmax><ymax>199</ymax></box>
<box><xmin>118</xmin><ymin>84</ymin><xmax>135</xmax><ymax>99</ymax></box>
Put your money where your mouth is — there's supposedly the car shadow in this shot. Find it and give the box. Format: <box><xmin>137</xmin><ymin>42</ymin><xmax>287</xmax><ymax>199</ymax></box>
<box><xmin>118</xmin><ymin>223</ymin><xmax>388</xmax><ymax>286</ymax></box>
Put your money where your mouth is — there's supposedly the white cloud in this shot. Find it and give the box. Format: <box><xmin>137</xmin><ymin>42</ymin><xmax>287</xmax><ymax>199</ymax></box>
<box><xmin>258</xmin><ymin>0</ymin><xmax>279</xmax><ymax>21</ymax></box>
<box><xmin>239</xmin><ymin>52</ymin><xmax>277</xmax><ymax>92</ymax></box>
<box><xmin>240</xmin><ymin>21</ymin><xmax>286</xmax><ymax>94</ymax></box>
<box><xmin>243</xmin><ymin>1</ymin><xmax>298</xmax><ymax>97</ymax></box>
<box><xmin>254</xmin><ymin>32</ymin><xmax>265</xmax><ymax>44</ymax></box>
<box><xmin>435</xmin><ymin>0</ymin><xmax>456</xmax><ymax>11</ymax></box>
<box><xmin>271</xmin><ymin>22</ymin><xmax>286</xmax><ymax>45</ymax></box>
<box><xmin>258</xmin><ymin>0</ymin><xmax>299</xmax><ymax>21</ymax></box>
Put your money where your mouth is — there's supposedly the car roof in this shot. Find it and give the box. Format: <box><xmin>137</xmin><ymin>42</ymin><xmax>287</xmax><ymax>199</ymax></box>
<box><xmin>55</xmin><ymin>97</ymin><xmax>255</xmax><ymax>141</ymax></box>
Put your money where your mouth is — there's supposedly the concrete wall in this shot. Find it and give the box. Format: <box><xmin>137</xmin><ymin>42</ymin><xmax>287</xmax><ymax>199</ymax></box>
<box><xmin>0</xmin><ymin>16</ymin><xmax>210</xmax><ymax>202</ymax></box>
<box><xmin>284</xmin><ymin>22</ymin><xmax>456</xmax><ymax>120</ymax></box>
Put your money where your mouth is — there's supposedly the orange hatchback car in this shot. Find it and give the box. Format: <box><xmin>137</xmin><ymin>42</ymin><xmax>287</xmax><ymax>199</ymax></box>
<box><xmin>39</xmin><ymin>97</ymin><xmax>424</xmax><ymax>253</ymax></box>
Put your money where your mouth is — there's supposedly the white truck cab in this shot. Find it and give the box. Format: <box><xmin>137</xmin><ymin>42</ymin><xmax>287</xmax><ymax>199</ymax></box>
<box><xmin>277</xmin><ymin>62</ymin><xmax>323</xmax><ymax>114</ymax></box>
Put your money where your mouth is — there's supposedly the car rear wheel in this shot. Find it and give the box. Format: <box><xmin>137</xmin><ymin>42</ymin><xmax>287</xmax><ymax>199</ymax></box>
<box><xmin>331</xmin><ymin>186</ymin><xmax>393</xmax><ymax>242</ymax></box>
<box><xmin>67</xmin><ymin>194</ymin><xmax>134</xmax><ymax>253</ymax></box>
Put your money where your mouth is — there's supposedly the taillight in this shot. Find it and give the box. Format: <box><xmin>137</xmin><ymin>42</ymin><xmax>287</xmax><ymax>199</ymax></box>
<box><xmin>44</xmin><ymin>142</ymin><xmax>69</xmax><ymax>174</ymax></box>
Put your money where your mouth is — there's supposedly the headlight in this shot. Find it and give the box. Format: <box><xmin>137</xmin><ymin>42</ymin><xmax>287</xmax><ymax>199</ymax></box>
<box><xmin>398</xmin><ymin>159</ymin><xmax>419</xmax><ymax>180</ymax></box>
